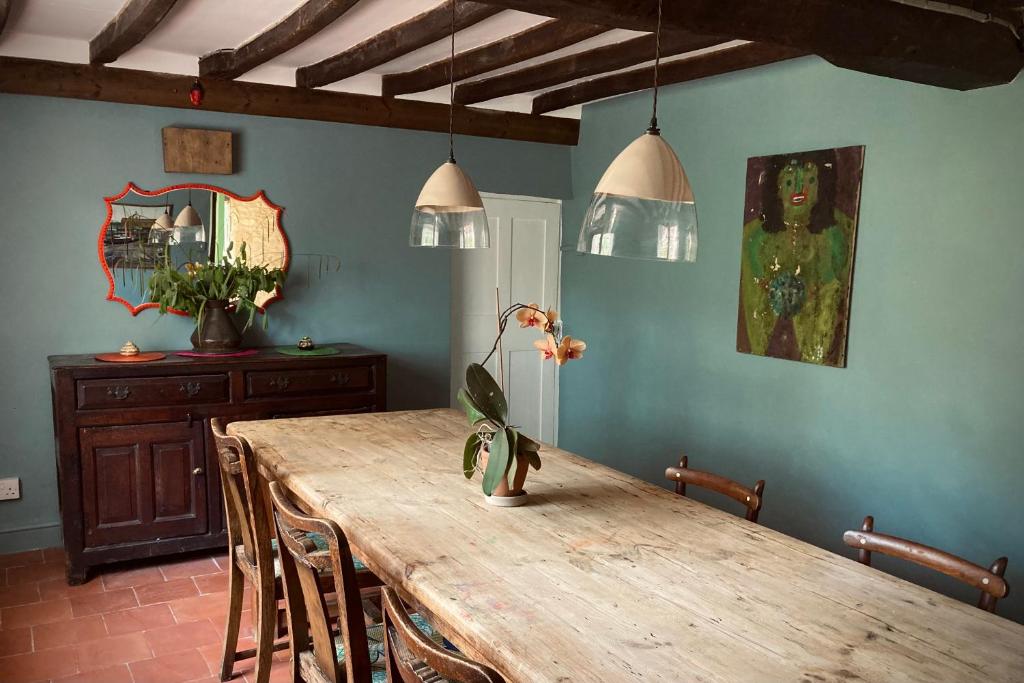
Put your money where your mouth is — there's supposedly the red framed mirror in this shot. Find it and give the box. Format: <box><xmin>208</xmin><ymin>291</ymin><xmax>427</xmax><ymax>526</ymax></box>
<box><xmin>100</xmin><ymin>182</ymin><xmax>290</xmax><ymax>316</ymax></box>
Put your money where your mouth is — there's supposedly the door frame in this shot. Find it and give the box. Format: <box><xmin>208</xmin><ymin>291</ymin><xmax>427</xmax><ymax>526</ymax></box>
<box><xmin>465</xmin><ymin>192</ymin><xmax>564</xmax><ymax>446</ymax></box>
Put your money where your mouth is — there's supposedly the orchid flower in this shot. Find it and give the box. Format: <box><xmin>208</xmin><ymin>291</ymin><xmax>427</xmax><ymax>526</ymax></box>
<box><xmin>555</xmin><ymin>336</ymin><xmax>587</xmax><ymax>365</ymax></box>
<box><xmin>516</xmin><ymin>303</ymin><xmax>548</xmax><ymax>330</ymax></box>
<box><xmin>533</xmin><ymin>334</ymin><xmax>558</xmax><ymax>361</ymax></box>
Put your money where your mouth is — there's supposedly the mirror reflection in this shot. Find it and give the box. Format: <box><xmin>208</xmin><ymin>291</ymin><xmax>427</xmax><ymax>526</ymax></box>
<box><xmin>102</xmin><ymin>184</ymin><xmax>289</xmax><ymax>314</ymax></box>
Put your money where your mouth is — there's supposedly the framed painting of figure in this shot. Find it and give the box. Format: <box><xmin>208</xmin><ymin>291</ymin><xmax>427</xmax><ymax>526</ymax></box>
<box><xmin>737</xmin><ymin>146</ymin><xmax>864</xmax><ymax>367</ymax></box>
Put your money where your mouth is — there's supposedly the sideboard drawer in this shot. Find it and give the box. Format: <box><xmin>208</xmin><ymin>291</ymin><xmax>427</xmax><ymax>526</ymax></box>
<box><xmin>77</xmin><ymin>374</ymin><xmax>230</xmax><ymax>410</ymax></box>
<box><xmin>245</xmin><ymin>365</ymin><xmax>372</xmax><ymax>399</ymax></box>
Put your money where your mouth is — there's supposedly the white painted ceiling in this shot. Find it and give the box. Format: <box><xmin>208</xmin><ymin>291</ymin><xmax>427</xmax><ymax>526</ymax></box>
<box><xmin>0</xmin><ymin>0</ymin><xmax>742</xmax><ymax>118</ymax></box>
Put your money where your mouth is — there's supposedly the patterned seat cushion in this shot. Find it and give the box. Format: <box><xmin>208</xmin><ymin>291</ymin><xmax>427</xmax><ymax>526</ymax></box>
<box><xmin>336</xmin><ymin>612</ymin><xmax>443</xmax><ymax>672</ymax></box>
<box><xmin>257</xmin><ymin>535</ymin><xmax>369</xmax><ymax>577</ymax></box>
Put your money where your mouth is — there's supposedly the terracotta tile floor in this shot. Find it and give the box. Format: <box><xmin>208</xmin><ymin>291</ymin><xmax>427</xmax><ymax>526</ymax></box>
<box><xmin>0</xmin><ymin>547</ymin><xmax>291</xmax><ymax>683</ymax></box>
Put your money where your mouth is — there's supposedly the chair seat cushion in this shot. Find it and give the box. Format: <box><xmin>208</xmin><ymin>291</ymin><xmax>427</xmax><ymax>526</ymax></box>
<box><xmin>336</xmin><ymin>612</ymin><xmax>442</xmax><ymax>671</ymax></box>
<box><xmin>242</xmin><ymin>536</ymin><xmax>369</xmax><ymax>577</ymax></box>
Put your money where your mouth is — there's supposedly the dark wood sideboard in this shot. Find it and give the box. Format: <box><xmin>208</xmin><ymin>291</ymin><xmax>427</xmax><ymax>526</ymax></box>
<box><xmin>49</xmin><ymin>344</ymin><xmax>386</xmax><ymax>583</ymax></box>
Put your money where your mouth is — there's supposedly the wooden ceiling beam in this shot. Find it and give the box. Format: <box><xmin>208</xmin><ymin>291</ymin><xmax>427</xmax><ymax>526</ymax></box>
<box><xmin>0</xmin><ymin>57</ymin><xmax>577</xmax><ymax>145</ymax></box>
<box><xmin>381</xmin><ymin>19</ymin><xmax>609</xmax><ymax>97</ymax></box>
<box><xmin>297</xmin><ymin>1</ymin><xmax>501</xmax><ymax>89</ymax></box>
<box><xmin>89</xmin><ymin>0</ymin><xmax>182</xmax><ymax>64</ymax></box>
<box><xmin>454</xmin><ymin>30</ymin><xmax>725</xmax><ymax>105</ymax></box>
<box><xmin>532</xmin><ymin>42</ymin><xmax>804</xmax><ymax>114</ymax></box>
<box><xmin>476</xmin><ymin>0</ymin><xmax>1024</xmax><ymax>90</ymax></box>
<box><xmin>200</xmin><ymin>0</ymin><xmax>362</xmax><ymax>80</ymax></box>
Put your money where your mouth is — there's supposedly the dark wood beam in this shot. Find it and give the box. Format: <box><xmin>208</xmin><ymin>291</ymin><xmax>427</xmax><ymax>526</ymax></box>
<box><xmin>0</xmin><ymin>1</ymin><xmax>11</xmax><ymax>38</ymax></box>
<box><xmin>454</xmin><ymin>30</ymin><xmax>725</xmax><ymax>105</ymax></box>
<box><xmin>200</xmin><ymin>0</ymin><xmax>362</xmax><ymax>80</ymax></box>
<box><xmin>296</xmin><ymin>1</ymin><xmax>501</xmax><ymax>89</ymax></box>
<box><xmin>532</xmin><ymin>43</ymin><xmax>804</xmax><ymax>114</ymax></box>
<box><xmin>0</xmin><ymin>57</ymin><xmax>578</xmax><ymax>145</ymax></box>
<box><xmin>477</xmin><ymin>0</ymin><xmax>1024</xmax><ymax>90</ymax></box>
<box><xmin>381</xmin><ymin>19</ymin><xmax>609</xmax><ymax>97</ymax></box>
<box><xmin>89</xmin><ymin>0</ymin><xmax>182</xmax><ymax>64</ymax></box>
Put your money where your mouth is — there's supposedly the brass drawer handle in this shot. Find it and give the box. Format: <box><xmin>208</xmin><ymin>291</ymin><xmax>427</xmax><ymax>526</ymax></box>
<box><xmin>329</xmin><ymin>373</ymin><xmax>349</xmax><ymax>385</ymax></box>
<box><xmin>268</xmin><ymin>376</ymin><xmax>291</xmax><ymax>390</ymax></box>
<box><xmin>107</xmin><ymin>386</ymin><xmax>131</xmax><ymax>400</ymax></box>
<box><xmin>179</xmin><ymin>382</ymin><xmax>202</xmax><ymax>397</ymax></box>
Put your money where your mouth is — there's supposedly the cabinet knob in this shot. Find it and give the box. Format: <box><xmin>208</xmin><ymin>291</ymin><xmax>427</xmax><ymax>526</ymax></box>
<box><xmin>192</xmin><ymin>467</ymin><xmax>204</xmax><ymax>476</ymax></box>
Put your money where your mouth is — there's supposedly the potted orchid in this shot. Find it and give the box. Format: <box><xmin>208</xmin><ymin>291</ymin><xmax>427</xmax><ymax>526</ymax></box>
<box><xmin>458</xmin><ymin>303</ymin><xmax>586</xmax><ymax>506</ymax></box>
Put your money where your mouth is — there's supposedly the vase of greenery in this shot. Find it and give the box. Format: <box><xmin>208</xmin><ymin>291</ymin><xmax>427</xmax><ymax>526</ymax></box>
<box><xmin>148</xmin><ymin>243</ymin><xmax>286</xmax><ymax>351</ymax></box>
<box><xmin>458</xmin><ymin>303</ymin><xmax>587</xmax><ymax>506</ymax></box>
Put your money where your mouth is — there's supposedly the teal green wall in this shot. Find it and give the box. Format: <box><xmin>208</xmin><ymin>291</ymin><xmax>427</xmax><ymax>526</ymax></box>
<box><xmin>560</xmin><ymin>57</ymin><xmax>1024</xmax><ymax>623</ymax></box>
<box><xmin>0</xmin><ymin>94</ymin><xmax>571</xmax><ymax>552</ymax></box>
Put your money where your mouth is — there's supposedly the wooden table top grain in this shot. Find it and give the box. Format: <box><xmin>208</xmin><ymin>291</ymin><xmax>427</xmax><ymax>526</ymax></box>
<box><xmin>230</xmin><ymin>409</ymin><xmax>1024</xmax><ymax>682</ymax></box>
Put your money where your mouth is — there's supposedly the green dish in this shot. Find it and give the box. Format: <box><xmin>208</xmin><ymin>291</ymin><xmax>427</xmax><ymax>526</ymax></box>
<box><xmin>275</xmin><ymin>346</ymin><xmax>340</xmax><ymax>357</ymax></box>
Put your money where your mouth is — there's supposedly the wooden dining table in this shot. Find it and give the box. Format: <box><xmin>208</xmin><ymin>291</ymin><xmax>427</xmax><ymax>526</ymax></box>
<box><xmin>230</xmin><ymin>409</ymin><xmax>1024</xmax><ymax>682</ymax></box>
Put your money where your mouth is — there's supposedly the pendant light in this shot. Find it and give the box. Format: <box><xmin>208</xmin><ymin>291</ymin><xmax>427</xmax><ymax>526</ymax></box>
<box><xmin>410</xmin><ymin>0</ymin><xmax>489</xmax><ymax>249</ymax></box>
<box><xmin>154</xmin><ymin>207</ymin><xmax>173</xmax><ymax>231</ymax></box>
<box><xmin>576</xmin><ymin>0</ymin><xmax>697</xmax><ymax>263</ymax></box>
<box><xmin>174</xmin><ymin>189</ymin><xmax>202</xmax><ymax>229</ymax></box>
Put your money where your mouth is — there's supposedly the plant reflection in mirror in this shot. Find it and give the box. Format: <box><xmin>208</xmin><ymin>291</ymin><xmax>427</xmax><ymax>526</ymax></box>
<box><xmin>458</xmin><ymin>302</ymin><xmax>587</xmax><ymax>496</ymax></box>
<box><xmin>147</xmin><ymin>242</ymin><xmax>286</xmax><ymax>333</ymax></box>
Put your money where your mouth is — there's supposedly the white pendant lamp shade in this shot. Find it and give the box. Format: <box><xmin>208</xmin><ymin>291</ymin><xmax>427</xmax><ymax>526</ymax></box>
<box><xmin>154</xmin><ymin>209</ymin><xmax>173</xmax><ymax>231</ymax></box>
<box><xmin>410</xmin><ymin>160</ymin><xmax>490</xmax><ymax>248</ymax></box>
<box><xmin>174</xmin><ymin>203</ymin><xmax>202</xmax><ymax>229</ymax></box>
<box><xmin>578</xmin><ymin>131</ymin><xmax>698</xmax><ymax>262</ymax></box>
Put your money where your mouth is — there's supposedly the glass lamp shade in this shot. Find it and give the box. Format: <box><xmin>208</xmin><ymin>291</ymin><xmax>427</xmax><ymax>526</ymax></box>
<box><xmin>577</xmin><ymin>131</ymin><xmax>697</xmax><ymax>262</ymax></box>
<box><xmin>410</xmin><ymin>161</ymin><xmax>490</xmax><ymax>248</ymax></box>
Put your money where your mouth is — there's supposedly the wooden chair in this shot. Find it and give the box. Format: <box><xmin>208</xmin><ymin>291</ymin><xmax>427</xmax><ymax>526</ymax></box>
<box><xmin>211</xmin><ymin>417</ymin><xmax>283</xmax><ymax>683</ymax></box>
<box><xmin>381</xmin><ymin>586</ymin><xmax>504</xmax><ymax>683</ymax></box>
<box><xmin>664</xmin><ymin>455</ymin><xmax>765</xmax><ymax>523</ymax></box>
<box><xmin>210</xmin><ymin>419</ymin><xmax>381</xmax><ymax>683</ymax></box>
<box><xmin>843</xmin><ymin>515</ymin><xmax>1010</xmax><ymax>613</ymax></box>
<box><xmin>268</xmin><ymin>480</ymin><xmax>445</xmax><ymax>683</ymax></box>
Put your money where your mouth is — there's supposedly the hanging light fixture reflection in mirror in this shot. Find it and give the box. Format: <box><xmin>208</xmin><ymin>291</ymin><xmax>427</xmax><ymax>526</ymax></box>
<box><xmin>577</xmin><ymin>0</ymin><xmax>697</xmax><ymax>262</ymax></box>
<box><xmin>149</xmin><ymin>206</ymin><xmax>174</xmax><ymax>245</ymax></box>
<box><xmin>173</xmin><ymin>188</ymin><xmax>206</xmax><ymax>244</ymax></box>
<box><xmin>410</xmin><ymin>0</ymin><xmax>489</xmax><ymax>249</ymax></box>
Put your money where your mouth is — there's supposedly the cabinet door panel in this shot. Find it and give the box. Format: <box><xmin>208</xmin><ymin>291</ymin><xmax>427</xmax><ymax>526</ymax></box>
<box><xmin>80</xmin><ymin>422</ymin><xmax>207</xmax><ymax>547</ymax></box>
<box><xmin>94</xmin><ymin>445</ymin><xmax>140</xmax><ymax>527</ymax></box>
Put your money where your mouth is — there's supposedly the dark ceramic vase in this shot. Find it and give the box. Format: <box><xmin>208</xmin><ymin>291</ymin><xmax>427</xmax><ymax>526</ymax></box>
<box><xmin>190</xmin><ymin>300</ymin><xmax>242</xmax><ymax>352</ymax></box>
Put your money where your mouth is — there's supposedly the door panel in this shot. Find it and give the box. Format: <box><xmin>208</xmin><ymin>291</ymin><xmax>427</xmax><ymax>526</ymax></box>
<box><xmin>452</xmin><ymin>196</ymin><xmax>561</xmax><ymax>444</ymax></box>
<box><xmin>80</xmin><ymin>422</ymin><xmax>207</xmax><ymax>547</ymax></box>
<box><xmin>94</xmin><ymin>445</ymin><xmax>139</xmax><ymax>527</ymax></box>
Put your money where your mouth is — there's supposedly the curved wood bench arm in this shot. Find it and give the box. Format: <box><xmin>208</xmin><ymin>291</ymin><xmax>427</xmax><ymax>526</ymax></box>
<box><xmin>843</xmin><ymin>515</ymin><xmax>1009</xmax><ymax>612</ymax></box>
<box><xmin>665</xmin><ymin>455</ymin><xmax>765</xmax><ymax>522</ymax></box>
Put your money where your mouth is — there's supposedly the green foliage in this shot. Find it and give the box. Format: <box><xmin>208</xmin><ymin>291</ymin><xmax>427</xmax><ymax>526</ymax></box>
<box><xmin>147</xmin><ymin>242</ymin><xmax>286</xmax><ymax>333</ymax></box>
<box><xmin>459</xmin><ymin>363</ymin><xmax>542</xmax><ymax>496</ymax></box>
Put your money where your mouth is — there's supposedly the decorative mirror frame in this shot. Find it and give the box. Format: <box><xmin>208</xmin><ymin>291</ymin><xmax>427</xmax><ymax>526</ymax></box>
<box><xmin>100</xmin><ymin>182</ymin><xmax>290</xmax><ymax>316</ymax></box>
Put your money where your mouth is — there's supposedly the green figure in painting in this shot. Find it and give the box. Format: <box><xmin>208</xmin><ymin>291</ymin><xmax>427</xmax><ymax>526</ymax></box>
<box><xmin>738</xmin><ymin>147</ymin><xmax>863</xmax><ymax>366</ymax></box>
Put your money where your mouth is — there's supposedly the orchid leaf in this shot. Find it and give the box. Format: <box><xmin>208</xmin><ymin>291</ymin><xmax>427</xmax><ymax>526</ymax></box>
<box><xmin>517</xmin><ymin>433</ymin><xmax>541</xmax><ymax>453</ymax></box>
<box><xmin>522</xmin><ymin>449</ymin><xmax>542</xmax><ymax>471</ymax></box>
<box><xmin>457</xmin><ymin>388</ymin><xmax>489</xmax><ymax>426</ymax></box>
<box><xmin>481</xmin><ymin>430</ymin><xmax>509</xmax><ymax>496</ymax></box>
<box><xmin>505</xmin><ymin>427</ymin><xmax>519</xmax><ymax>486</ymax></box>
<box><xmin>463</xmin><ymin>433</ymin><xmax>481</xmax><ymax>479</ymax></box>
<box><xmin>465</xmin><ymin>363</ymin><xmax>507</xmax><ymax>424</ymax></box>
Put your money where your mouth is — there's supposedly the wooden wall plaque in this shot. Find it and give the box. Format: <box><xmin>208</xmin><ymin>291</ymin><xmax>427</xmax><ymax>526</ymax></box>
<box><xmin>161</xmin><ymin>127</ymin><xmax>233</xmax><ymax>174</ymax></box>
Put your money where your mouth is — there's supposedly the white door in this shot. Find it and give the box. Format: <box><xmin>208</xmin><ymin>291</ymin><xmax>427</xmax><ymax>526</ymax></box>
<box><xmin>450</xmin><ymin>194</ymin><xmax>562</xmax><ymax>445</ymax></box>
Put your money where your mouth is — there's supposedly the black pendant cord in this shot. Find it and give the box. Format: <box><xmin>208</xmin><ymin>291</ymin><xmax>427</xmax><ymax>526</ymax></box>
<box><xmin>448</xmin><ymin>0</ymin><xmax>456</xmax><ymax>163</ymax></box>
<box><xmin>647</xmin><ymin>0</ymin><xmax>663</xmax><ymax>135</ymax></box>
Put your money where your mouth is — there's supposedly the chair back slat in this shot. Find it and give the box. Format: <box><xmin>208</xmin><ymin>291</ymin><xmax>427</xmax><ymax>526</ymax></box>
<box><xmin>843</xmin><ymin>515</ymin><xmax>1010</xmax><ymax>613</ymax></box>
<box><xmin>665</xmin><ymin>455</ymin><xmax>766</xmax><ymax>523</ymax></box>
<box><xmin>269</xmin><ymin>480</ymin><xmax>373</xmax><ymax>683</ymax></box>
<box><xmin>381</xmin><ymin>587</ymin><xmax>504</xmax><ymax>683</ymax></box>
<box><xmin>210</xmin><ymin>418</ymin><xmax>257</xmax><ymax>560</ymax></box>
